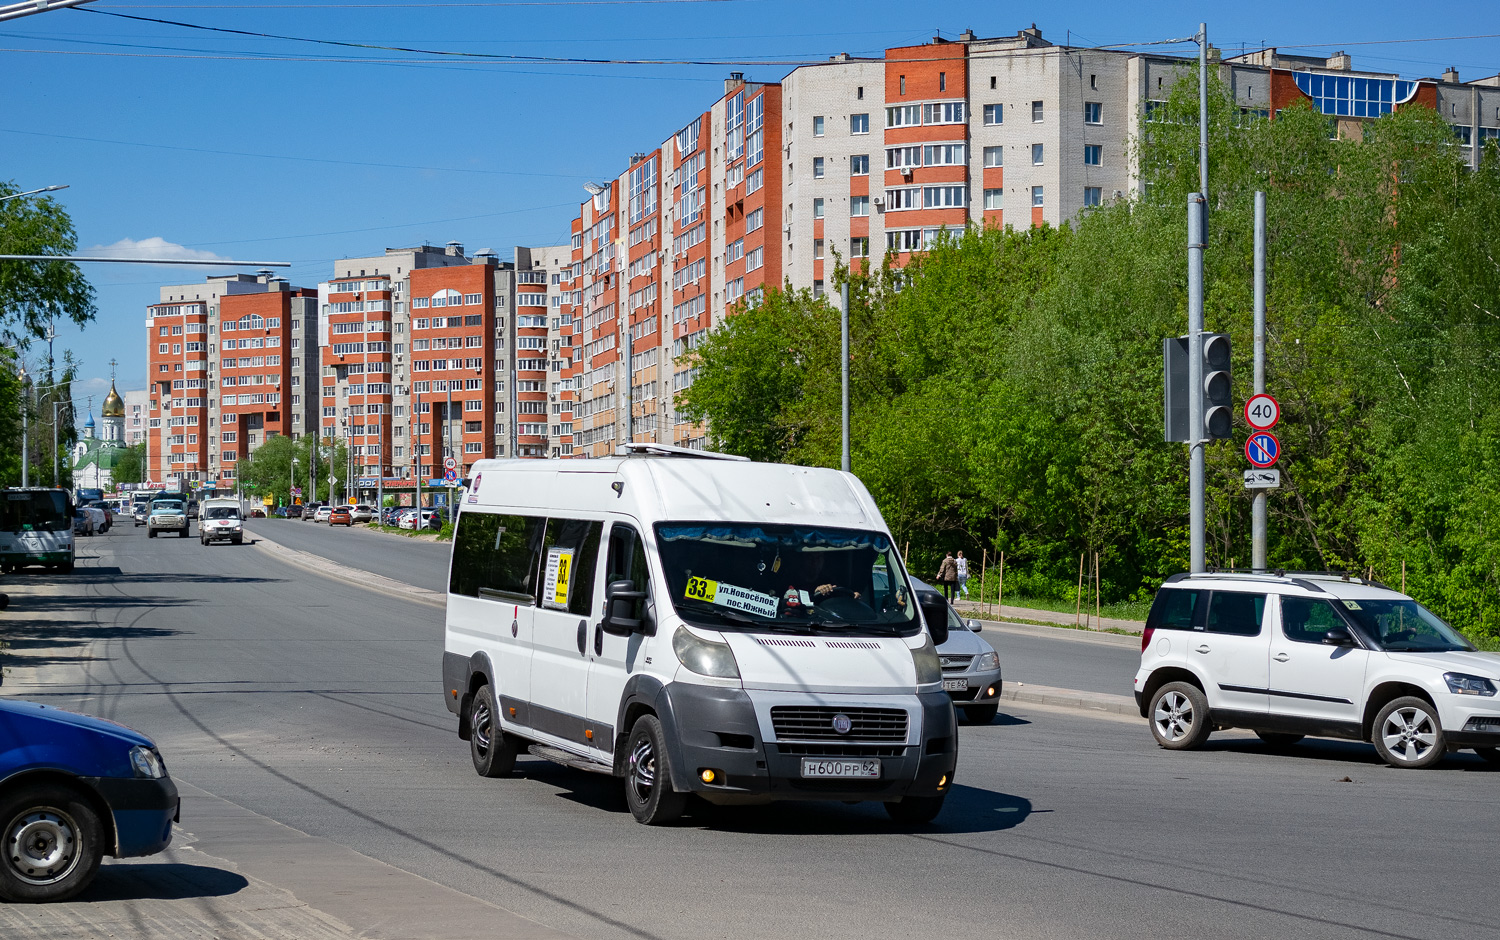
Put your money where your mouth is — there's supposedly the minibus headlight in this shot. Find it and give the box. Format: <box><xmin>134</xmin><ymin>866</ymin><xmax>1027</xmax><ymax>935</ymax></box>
<box><xmin>911</xmin><ymin>636</ymin><xmax>942</xmax><ymax>685</ymax></box>
<box><xmin>673</xmin><ymin>627</ymin><xmax>740</xmax><ymax>679</ymax></box>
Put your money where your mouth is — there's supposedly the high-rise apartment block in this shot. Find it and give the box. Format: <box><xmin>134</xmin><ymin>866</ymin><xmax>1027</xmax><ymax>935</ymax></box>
<box><xmin>145</xmin><ymin>26</ymin><xmax>1500</xmax><ymax>490</ymax></box>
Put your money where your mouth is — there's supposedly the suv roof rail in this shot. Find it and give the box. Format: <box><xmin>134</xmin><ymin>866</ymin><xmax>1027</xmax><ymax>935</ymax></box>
<box><xmin>619</xmin><ymin>442</ymin><xmax>749</xmax><ymax>462</ymax></box>
<box><xmin>1164</xmin><ymin>569</ymin><xmax>1390</xmax><ymax>593</ymax></box>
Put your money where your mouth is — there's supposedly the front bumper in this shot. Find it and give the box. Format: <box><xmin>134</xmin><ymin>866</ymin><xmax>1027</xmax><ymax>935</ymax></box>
<box><xmin>202</xmin><ymin>526</ymin><xmax>242</xmax><ymax>541</ymax></box>
<box><xmin>87</xmin><ymin>774</ymin><xmax>180</xmax><ymax>858</ymax></box>
<box><xmin>664</xmin><ymin>684</ymin><xmax>957</xmax><ymax>804</ymax></box>
<box><xmin>1444</xmin><ymin>706</ymin><xmax>1500</xmax><ymax>748</ymax></box>
<box><xmin>1</xmin><ymin>549</ymin><xmax>71</xmax><ymax>564</ymax></box>
<box><xmin>942</xmin><ymin>667</ymin><xmax>1003</xmax><ymax>704</ymax></box>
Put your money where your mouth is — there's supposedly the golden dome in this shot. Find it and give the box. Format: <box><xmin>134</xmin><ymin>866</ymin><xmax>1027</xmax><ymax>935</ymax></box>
<box><xmin>102</xmin><ymin>382</ymin><xmax>125</xmax><ymax>417</ymax></box>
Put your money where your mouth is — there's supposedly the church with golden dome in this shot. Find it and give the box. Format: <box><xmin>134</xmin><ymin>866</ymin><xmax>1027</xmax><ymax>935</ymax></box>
<box><xmin>73</xmin><ymin>378</ymin><xmax>130</xmax><ymax>489</ymax></box>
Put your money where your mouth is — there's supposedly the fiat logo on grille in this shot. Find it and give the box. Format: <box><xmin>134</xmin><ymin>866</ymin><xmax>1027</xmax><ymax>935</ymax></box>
<box><xmin>831</xmin><ymin>713</ymin><xmax>852</xmax><ymax>735</ymax></box>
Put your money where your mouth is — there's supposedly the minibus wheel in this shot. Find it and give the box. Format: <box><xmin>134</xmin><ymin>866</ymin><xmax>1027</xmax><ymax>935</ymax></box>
<box><xmin>469</xmin><ymin>684</ymin><xmax>518</xmax><ymax>777</ymax></box>
<box><xmin>624</xmin><ymin>715</ymin><xmax>686</xmax><ymax>825</ymax></box>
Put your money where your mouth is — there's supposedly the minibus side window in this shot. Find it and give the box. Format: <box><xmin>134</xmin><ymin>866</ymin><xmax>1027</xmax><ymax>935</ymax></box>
<box><xmin>606</xmin><ymin>524</ymin><xmax>651</xmax><ymax>622</ymax></box>
<box><xmin>538</xmin><ymin>518</ymin><xmax>603</xmax><ymax>615</ymax></box>
<box><xmin>449</xmin><ymin>510</ymin><xmax>547</xmax><ymax>602</ymax></box>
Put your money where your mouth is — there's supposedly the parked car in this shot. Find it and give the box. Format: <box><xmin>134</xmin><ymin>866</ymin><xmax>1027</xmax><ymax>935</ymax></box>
<box><xmin>328</xmin><ymin>507</ymin><xmax>353</xmax><ymax>526</ymax></box>
<box><xmin>85</xmin><ymin>506</ymin><xmax>111</xmax><ymax>533</ymax></box>
<box><xmin>1134</xmin><ymin>571</ymin><xmax>1500</xmax><ymax>769</ymax></box>
<box><xmin>270</xmin><ymin>506</ymin><xmax>287</xmax><ymax>518</ymax></box>
<box><xmin>911</xmin><ymin>578</ymin><xmax>1003</xmax><ymax>724</ymax></box>
<box><xmin>285</xmin><ymin>505</ymin><xmax>304</xmax><ymax>519</ymax></box>
<box><xmin>146</xmin><ymin>501</ymin><xmax>188</xmax><ymax>539</ymax></box>
<box><xmin>250</xmin><ymin>507</ymin><xmax>266</xmax><ymax>518</ymax></box>
<box><xmin>0</xmin><ymin>697</ymin><xmax>178</xmax><ymax>901</ymax></box>
<box><xmin>349</xmin><ymin>504</ymin><xmax>374</xmax><ymax>524</ymax></box>
<box><xmin>72</xmin><ymin>509</ymin><xmax>95</xmax><ymax>538</ymax></box>
<box><xmin>312</xmin><ymin>506</ymin><xmax>334</xmax><ymax>524</ymax></box>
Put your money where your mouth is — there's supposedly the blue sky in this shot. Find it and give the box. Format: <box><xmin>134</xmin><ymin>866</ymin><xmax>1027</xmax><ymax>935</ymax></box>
<box><xmin>3</xmin><ymin>0</ymin><xmax>1495</xmax><ymax>420</ymax></box>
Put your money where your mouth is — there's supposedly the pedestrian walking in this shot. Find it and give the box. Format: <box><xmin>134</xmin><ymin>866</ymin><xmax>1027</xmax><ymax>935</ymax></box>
<box><xmin>936</xmin><ymin>551</ymin><xmax>958</xmax><ymax>601</ymax></box>
<box><xmin>955</xmin><ymin>551</ymin><xmax>969</xmax><ymax>599</ymax></box>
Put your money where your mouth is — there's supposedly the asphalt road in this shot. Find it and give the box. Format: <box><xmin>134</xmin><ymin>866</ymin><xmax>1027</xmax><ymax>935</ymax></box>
<box><xmin>3</xmin><ymin>526</ymin><xmax>1498</xmax><ymax>939</ymax></box>
<box><xmin>245</xmin><ymin>517</ymin><xmax>451</xmax><ymax>592</ymax></box>
<box><xmin>242</xmin><ymin>518</ymin><xmax>1142</xmax><ymax>697</ymax></box>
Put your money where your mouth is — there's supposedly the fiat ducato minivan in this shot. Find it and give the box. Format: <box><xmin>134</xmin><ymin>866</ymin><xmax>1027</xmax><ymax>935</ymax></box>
<box><xmin>441</xmin><ymin>444</ymin><xmax>957</xmax><ymax>825</ymax></box>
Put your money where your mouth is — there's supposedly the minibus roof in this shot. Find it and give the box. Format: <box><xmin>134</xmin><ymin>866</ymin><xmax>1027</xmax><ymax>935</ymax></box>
<box><xmin>465</xmin><ymin>455</ymin><xmax>879</xmax><ymax>530</ymax></box>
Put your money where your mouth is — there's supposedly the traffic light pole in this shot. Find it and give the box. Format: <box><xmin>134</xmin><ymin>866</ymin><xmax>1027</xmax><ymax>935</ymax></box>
<box><xmin>1252</xmin><ymin>191</ymin><xmax>1268</xmax><ymax>572</ymax></box>
<box><xmin>1188</xmin><ymin>193</ymin><xmax>1206</xmax><ymax>574</ymax></box>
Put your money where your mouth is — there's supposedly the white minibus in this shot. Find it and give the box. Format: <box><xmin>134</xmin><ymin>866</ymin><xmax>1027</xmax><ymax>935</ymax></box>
<box><xmin>441</xmin><ymin>445</ymin><xmax>957</xmax><ymax>824</ymax></box>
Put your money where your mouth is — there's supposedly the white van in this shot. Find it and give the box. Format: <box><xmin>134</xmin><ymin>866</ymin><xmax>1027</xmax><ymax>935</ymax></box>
<box><xmin>441</xmin><ymin>445</ymin><xmax>958</xmax><ymax>825</ymax></box>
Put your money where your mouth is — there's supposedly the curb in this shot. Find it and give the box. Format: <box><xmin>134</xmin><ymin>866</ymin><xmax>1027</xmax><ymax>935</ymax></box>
<box><xmin>1003</xmin><ymin>682</ymin><xmax>1138</xmax><ymax>717</ymax></box>
<box><xmin>250</xmin><ymin>531</ymin><xmax>445</xmax><ymax>609</ymax></box>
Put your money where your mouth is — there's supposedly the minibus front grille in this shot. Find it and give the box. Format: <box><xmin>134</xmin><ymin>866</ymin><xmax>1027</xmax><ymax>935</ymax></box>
<box><xmin>772</xmin><ymin>743</ymin><xmax>907</xmax><ymax>758</ymax></box>
<box><xmin>770</xmin><ymin>706</ymin><xmax>909</xmax><ymax>742</ymax></box>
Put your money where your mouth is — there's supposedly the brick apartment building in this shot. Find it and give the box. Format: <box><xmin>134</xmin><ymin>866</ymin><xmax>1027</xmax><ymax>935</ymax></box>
<box><xmin>147</xmin><ymin>25</ymin><xmax>1500</xmax><ymax>477</ymax></box>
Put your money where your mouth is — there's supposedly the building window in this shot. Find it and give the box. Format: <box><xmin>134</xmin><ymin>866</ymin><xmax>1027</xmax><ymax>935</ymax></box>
<box><xmin>850</xmin><ymin>236</ymin><xmax>869</xmax><ymax>258</ymax></box>
<box><xmin>850</xmin><ymin>113</ymin><xmax>869</xmax><ymax>134</ymax></box>
<box><xmin>813</xmin><ymin>116</ymin><xmax>824</xmax><ymax>137</ymax></box>
<box><xmin>1031</xmin><ymin>186</ymin><xmax>1044</xmax><ymax>207</ymax></box>
<box><xmin>1032</xmin><ymin>100</ymin><xmax>1044</xmax><ymax>122</ymax></box>
<box><xmin>813</xmin><ymin>198</ymin><xmax>824</xmax><ymax>219</ymax></box>
<box><xmin>922</xmin><ymin>185</ymin><xmax>967</xmax><ymax>208</ymax></box>
<box><xmin>813</xmin><ymin>156</ymin><xmax>825</xmax><ymax>178</ymax></box>
<box><xmin>1084</xmin><ymin>101</ymin><xmax>1102</xmax><ymax>124</ymax></box>
<box><xmin>813</xmin><ymin>280</ymin><xmax>825</xmax><ymax>298</ymax></box>
<box><xmin>983</xmin><ymin>104</ymin><xmax>1003</xmax><ymax>125</ymax></box>
<box><xmin>1084</xmin><ymin>187</ymin><xmax>1102</xmax><ymax>207</ymax></box>
<box><xmin>990</xmin><ymin>76</ymin><xmax>996</xmax><ymax>90</ymax></box>
<box><xmin>851</xmin><ymin>154</ymin><xmax>869</xmax><ymax>175</ymax></box>
<box><xmin>850</xmin><ymin>195</ymin><xmax>869</xmax><ymax>216</ymax></box>
<box><xmin>983</xmin><ymin>145</ymin><xmax>1003</xmax><ymax>168</ymax></box>
<box><xmin>899</xmin><ymin>75</ymin><xmax>905</xmax><ymax>95</ymax></box>
<box><xmin>857</xmin><ymin>86</ymin><xmax>864</xmax><ymax>100</ymax></box>
<box><xmin>1084</xmin><ymin>144</ymin><xmax>1101</xmax><ymax>166</ymax></box>
<box><xmin>1032</xmin><ymin>144</ymin><xmax>1044</xmax><ymax>165</ymax></box>
<box><xmin>813</xmin><ymin>239</ymin><xmax>824</xmax><ymax>260</ymax></box>
<box><xmin>922</xmin><ymin>102</ymin><xmax>965</xmax><ymax>124</ymax></box>
<box><xmin>984</xmin><ymin>189</ymin><xmax>1004</xmax><ymax>210</ymax></box>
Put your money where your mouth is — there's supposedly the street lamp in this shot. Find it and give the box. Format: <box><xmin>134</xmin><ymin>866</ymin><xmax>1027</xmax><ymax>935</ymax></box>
<box><xmin>0</xmin><ymin>184</ymin><xmax>67</xmax><ymax>202</ymax></box>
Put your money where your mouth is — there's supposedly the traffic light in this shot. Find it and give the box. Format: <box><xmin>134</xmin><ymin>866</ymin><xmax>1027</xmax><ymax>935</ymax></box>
<box><xmin>1202</xmin><ymin>333</ymin><xmax>1232</xmax><ymax>440</ymax></box>
<box><xmin>1163</xmin><ymin>336</ymin><xmax>1189</xmax><ymax>442</ymax></box>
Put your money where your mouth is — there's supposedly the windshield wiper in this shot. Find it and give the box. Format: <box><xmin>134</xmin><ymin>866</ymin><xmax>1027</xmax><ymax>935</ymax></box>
<box><xmin>680</xmin><ymin>602</ymin><xmax>762</xmax><ymax>629</ymax></box>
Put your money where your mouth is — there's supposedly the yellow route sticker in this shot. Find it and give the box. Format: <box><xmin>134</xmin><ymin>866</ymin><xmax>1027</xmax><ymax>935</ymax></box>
<box><xmin>684</xmin><ymin>576</ymin><xmax>778</xmax><ymax>619</ymax></box>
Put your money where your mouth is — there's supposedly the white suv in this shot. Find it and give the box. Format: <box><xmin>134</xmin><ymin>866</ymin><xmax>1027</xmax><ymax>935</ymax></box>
<box><xmin>1133</xmin><ymin>572</ymin><xmax>1500</xmax><ymax>769</ymax></box>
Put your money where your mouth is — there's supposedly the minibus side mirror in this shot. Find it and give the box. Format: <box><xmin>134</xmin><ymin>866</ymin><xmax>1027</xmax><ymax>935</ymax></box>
<box><xmin>918</xmin><ymin>597</ymin><xmax>949</xmax><ymax>646</ymax></box>
<box><xmin>602</xmin><ymin>579</ymin><xmax>645</xmax><ymax>635</ymax></box>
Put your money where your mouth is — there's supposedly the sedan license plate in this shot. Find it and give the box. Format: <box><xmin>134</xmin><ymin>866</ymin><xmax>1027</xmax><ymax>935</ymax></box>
<box><xmin>943</xmin><ymin>678</ymin><xmax>969</xmax><ymax>691</ymax></box>
<box><xmin>800</xmin><ymin>758</ymin><xmax>880</xmax><ymax>779</ymax></box>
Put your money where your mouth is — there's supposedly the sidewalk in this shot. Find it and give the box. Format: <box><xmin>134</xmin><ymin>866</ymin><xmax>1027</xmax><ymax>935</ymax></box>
<box><xmin>951</xmin><ymin>597</ymin><xmax>1146</xmax><ymax>635</ymax></box>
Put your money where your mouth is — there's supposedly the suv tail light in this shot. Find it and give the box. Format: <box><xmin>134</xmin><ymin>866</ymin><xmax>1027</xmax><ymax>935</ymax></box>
<box><xmin>1140</xmin><ymin>626</ymin><xmax>1154</xmax><ymax>653</ymax></box>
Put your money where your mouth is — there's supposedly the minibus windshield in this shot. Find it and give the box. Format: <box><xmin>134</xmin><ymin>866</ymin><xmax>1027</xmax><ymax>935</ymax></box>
<box><xmin>655</xmin><ymin>523</ymin><xmax>918</xmax><ymax>636</ymax></box>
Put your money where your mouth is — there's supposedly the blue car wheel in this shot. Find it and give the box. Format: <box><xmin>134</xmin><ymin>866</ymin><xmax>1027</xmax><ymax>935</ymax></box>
<box><xmin>0</xmin><ymin>785</ymin><xmax>105</xmax><ymax>903</ymax></box>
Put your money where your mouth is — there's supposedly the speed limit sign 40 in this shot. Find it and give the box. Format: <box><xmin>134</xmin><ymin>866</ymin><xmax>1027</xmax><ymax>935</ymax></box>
<box><xmin>1244</xmin><ymin>393</ymin><xmax>1280</xmax><ymax>431</ymax></box>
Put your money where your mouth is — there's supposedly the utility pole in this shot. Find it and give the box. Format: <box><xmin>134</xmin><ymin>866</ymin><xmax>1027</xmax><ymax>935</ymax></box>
<box><xmin>19</xmin><ymin>367</ymin><xmax>29</xmax><ymax>488</ymax></box>
<box><xmin>1186</xmin><ymin>22</ymin><xmax>1211</xmax><ymax>574</ymax></box>
<box><xmin>1252</xmin><ymin>191</ymin><xmax>1268</xmax><ymax>571</ymax></box>
<box><xmin>840</xmin><ymin>282</ymin><xmax>850</xmax><ymax>473</ymax></box>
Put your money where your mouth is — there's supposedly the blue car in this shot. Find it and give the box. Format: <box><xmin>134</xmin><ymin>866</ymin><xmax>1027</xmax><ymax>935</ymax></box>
<box><xmin>0</xmin><ymin>699</ymin><xmax>179</xmax><ymax>902</ymax></box>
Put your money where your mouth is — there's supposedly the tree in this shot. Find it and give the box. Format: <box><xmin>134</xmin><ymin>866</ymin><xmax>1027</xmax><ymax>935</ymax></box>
<box><xmin>0</xmin><ymin>181</ymin><xmax>95</xmax><ymax>345</ymax></box>
<box><xmin>114</xmin><ymin>443</ymin><xmax>146</xmax><ymax>487</ymax></box>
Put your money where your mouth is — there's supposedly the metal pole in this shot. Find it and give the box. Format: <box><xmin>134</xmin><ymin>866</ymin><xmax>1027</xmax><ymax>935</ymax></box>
<box><xmin>1198</xmin><ymin>23</ymin><xmax>1209</xmax><ymax>211</ymax></box>
<box><xmin>20</xmin><ymin>376</ymin><xmax>29</xmax><ymax>488</ymax></box>
<box><xmin>446</xmin><ymin>382</ymin><xmax>454</xmax><ymax>509</ymax></box>
<box><xmin>840</xmin><ymin>282</ymin><xmax>850</xmax><ymax>473</ymax></box>
<box><xmin>1252</xmin><ymin>191</ymin><xmax>1268</xmax><ymax>572</ymax></box>
<box><xmin>52</xmin><ymin>398</ymin><xmax>58</xmax><ymax>487</ymax></box>
<box><xmin>1188</xmin><ymin>192</ymin><xmax>1207</xmax><ymax>573</ymax></box>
